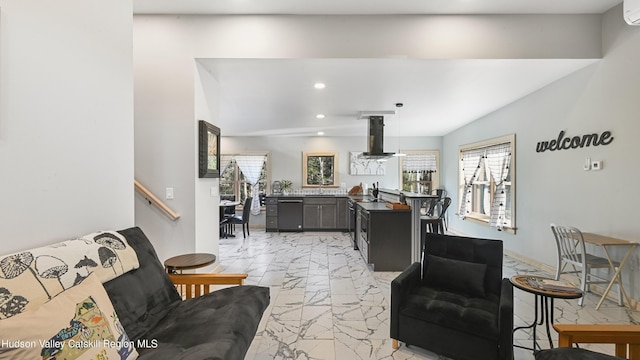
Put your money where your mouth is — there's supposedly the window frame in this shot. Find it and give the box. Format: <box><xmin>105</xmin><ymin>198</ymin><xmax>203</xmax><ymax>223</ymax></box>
<box><xmin>220</xmin><ymin>152</ymin><xmax>271</xmax><ymax>210</ymax></box>
<box><xmin>302</xmin><ymin>151</ymin><xmax>339</xmax><ymax>188</ymax></box>
<box><xmin>398</xmin><ymin>150</ymin><xmax>440</xmax><ymax>195</ymax></box>
<box><xmin>458</xmin><ymin>134</ymin><xmax>516</xmax><ymax>233</ymax></box>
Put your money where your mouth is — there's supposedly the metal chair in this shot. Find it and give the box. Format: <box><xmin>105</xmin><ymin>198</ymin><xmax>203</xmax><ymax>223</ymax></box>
<box><xmin>423</xmin><ymin>197</ymin><xmax>439</xmax><ymax>216</ymax></box>
<box><xmin>431</xmin><ymin>188</ymin><xmax>449</xmax><ymax>230</ymax></box>
<box><xmin>420</xmin><ymin>197</ymin><xmax>451</xmax><ymax>234</ymax></box>
<box><xmin>551</xmin><ymin>224</ymin><xmax>622</xmax><ymax>306</ymax></box>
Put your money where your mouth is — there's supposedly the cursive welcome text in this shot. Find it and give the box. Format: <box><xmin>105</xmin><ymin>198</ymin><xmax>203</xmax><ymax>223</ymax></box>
<box><xmin>536</xmin><ymin>130</ymin><xmax>613</xmax><ymax>153</ymax></box>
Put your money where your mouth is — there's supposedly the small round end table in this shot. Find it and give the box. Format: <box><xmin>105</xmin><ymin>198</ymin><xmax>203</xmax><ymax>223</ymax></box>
<box><xmin>510</xmin><ymin>275</ymin><xmax>583</xmax><ymax>353</ymax></box>
<box><xmin>164</xmin><ymin>253</ymin><xmax>216</xmax><ymax>274</ymax></box>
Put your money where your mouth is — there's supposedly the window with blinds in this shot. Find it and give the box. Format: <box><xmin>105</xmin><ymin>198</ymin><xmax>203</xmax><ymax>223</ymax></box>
<box><xmin>458</xmin><ymin>134</ymin><xmax>516</xmax><ymax>232</ymax></box>
<box><xmin>220</xmin><ymin>153</ymin><xmax>270</xmax><ymax>209</ymax></box>
<box><xmin>399</xmin><ymin>151</ymin><xmax>440</xmax><ymax>195</ymax></box>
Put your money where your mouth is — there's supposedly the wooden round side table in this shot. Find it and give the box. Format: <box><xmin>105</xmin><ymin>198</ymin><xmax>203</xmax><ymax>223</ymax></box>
<box><xmin>164</xmin><ymin>253</ymin><xmax>216</xmax><ymax>274</ymax></box>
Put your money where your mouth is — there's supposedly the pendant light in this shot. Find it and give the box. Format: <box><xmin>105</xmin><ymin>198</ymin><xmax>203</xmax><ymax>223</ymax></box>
<box><xmin>393</xmin><ymin>103</ymin><xmax>406</xmax><ymax>157</ymax></box>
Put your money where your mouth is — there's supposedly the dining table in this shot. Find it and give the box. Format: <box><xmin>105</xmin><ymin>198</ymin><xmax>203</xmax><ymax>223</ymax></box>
<box><xmin>220</xmin><ymin>200</ymin><xmax>240</xmax><ymax>238</ymax></box>
<box><xmin>582</xmin><ymin>232</ymin><xmax>638</xmax><ymax>310</ymax></box>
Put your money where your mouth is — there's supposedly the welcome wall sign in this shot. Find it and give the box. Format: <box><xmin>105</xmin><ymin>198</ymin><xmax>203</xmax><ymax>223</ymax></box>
<box><xmin>536</xmin><ymin>130</ymin><xmax>614</xmax><ymax>153</ymax></box>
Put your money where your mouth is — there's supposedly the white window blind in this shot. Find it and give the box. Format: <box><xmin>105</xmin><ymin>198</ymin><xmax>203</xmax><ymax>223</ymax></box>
<box><xmin>484</xmin><ymin>143</ymin><xmax>512</xmax><ymax>230</ymax></box>
<box><xmin>234</xmin><ymin>155</ymin><xmax>267</xmax><ymax>215</ymax></box>
<box><xmin>459</xmin><ymin>148</ymin><xmax>485</xmax><ymax>219</ymax></box>
<box><xmin>402</xmin><ymin>153</ymin><xmax>437</xmax><ymax>172</ymax></box>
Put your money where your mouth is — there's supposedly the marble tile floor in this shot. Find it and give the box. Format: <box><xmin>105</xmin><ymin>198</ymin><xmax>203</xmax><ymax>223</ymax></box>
<box><xmin>216</xmin><ymin>229</ymin><xmax>639</xmax><ymax>360</ymax></box>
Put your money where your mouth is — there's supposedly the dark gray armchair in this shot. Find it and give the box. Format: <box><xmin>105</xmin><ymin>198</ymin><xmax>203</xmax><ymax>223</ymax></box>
<box><xmin>390</xmin><ymin>233</ymin><xmax>513</xmax><ymax>360</ymax></box>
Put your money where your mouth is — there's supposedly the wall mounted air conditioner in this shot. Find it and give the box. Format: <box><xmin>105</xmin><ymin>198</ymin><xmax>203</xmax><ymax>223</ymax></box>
<box><xmin>624</xmin><ymin>0</ymin><xmax>640</xmax><ymax>25</ymax></box>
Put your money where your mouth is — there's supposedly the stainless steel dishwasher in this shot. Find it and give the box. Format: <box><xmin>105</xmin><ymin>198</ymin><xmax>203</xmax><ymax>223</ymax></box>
<box><xmin>277</xmin><ymin>198</ymin><xmax>303</xmax><ymax>231</ymax></box>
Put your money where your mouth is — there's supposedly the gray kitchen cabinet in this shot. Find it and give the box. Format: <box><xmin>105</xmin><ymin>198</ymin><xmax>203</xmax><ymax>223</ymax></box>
<box><xmin>336</xmin><ymin>197</ymin><xmax>348</xmax><ymax>230</ymax></box>
<box><xmin>303</xmin><ymin>204</ymin><xmax>319</xmax><ymax>228</ymax></box>
<box><xmin>266</xmin><ymin>195</ymin><xmax>350</xmax><ymax>232</ymax></box>
<box><xmin>265</xmin><ymin>197</ymin><xmax>278</xmax><ymax>232</ymax></box>
<box><xmin>303</xmin><ymin>197</ymin><xmax>337</xmax><ymax>229</ymax></box>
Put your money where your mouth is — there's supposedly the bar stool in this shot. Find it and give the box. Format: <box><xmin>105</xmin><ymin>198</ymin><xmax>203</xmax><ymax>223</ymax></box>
<box><xmin>421</xmin><ymin>197</ymin><xmax>451</xmax><ymax>234</ymax></box>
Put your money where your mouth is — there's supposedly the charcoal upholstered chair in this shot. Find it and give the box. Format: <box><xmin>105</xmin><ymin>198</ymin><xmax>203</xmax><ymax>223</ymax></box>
<box><xmin>391</xmin><ymin>233</ymin><xmax>513</xmax><ymax>360</ymax></box>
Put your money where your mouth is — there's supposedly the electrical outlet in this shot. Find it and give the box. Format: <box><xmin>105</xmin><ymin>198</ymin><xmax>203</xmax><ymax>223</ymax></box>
<box><xmin>165</xmin><ymin>187</ymin><xmax>174</xmax><ymax>200</ymax></box>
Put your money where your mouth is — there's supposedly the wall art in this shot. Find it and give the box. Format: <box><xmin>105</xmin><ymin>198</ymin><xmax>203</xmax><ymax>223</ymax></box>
<box><xmin>536</xmin><ymin>130</ymin><xmax>613</xmax><ymax>153</ymax></box>
<box><xmin>349</xmin><ymin>151</ymin><xmax>386</xmax><ymax>175</ymax></box>
<box><xmin>198</xmin><ymin>120</ymin><xmax>220</xmax><ymax>178</ymax></box>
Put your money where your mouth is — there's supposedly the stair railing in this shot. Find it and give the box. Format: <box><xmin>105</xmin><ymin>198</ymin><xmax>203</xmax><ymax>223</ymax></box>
<box><xmin>134</xmin><ymin>180</ymin><xmax>180</xmax><ymax>221</ymax></box>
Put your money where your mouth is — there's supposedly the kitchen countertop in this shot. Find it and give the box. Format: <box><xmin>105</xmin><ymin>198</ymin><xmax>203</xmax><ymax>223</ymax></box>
<box><xmin>266</xmin><ymin>194</ymin><xmax>349</xmax><ymax>198</ymax></box>
<box><xmin>378</xmin><ymin>188</ymin><xmax>438</xmax><ymax>199</ymax></box>
<box><xmin>266</xmin><ymin>194</ymin><xmax>409</xmax><ymax>211</ymax></box>
<box><xmin>356</xmin><ymin>201</ymin><xmax>411</xmax><ymax>212</ymax></box>
<box><xmin>351</xmin><ymin>191</ymin><xmax>412</xmax><ymax>212</ymax></box>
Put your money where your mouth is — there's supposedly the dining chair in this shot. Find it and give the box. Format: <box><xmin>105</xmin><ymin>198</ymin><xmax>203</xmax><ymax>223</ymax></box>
<box><xmin>550</xmin><ymin>224</ymin><xmax>622</xmax><ymax>306</ymax></box>
<box><xmin>229</xmin><ymin>197</ymin><xmax>253</xmax><ymax>238</ymax></box>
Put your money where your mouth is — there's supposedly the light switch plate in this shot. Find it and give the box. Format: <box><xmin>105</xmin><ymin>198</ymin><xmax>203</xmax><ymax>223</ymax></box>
<box><xmin>165</xmin><ymin>187</ymin><xmax>174</xmax><ymax>200</ymax></box>
<box><xmin>210</xmin><ymin>186</ymin><xmax>219</xmax><ymax>197</ymax></box>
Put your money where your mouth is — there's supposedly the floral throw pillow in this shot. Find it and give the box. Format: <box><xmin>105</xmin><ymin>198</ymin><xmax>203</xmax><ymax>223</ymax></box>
<box><xmin>0</xmin><ymin>230</ymin><xmax>139</xmax><ymax>319</ymax></box>
<box><xmin>0</xmin><ymin>273</ymin><xmax>138</xmax><ymax>360</ymax></box>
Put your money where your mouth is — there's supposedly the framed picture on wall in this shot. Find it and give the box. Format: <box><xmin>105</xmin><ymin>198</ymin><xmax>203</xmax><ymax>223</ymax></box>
<box><xmin>198</xmin><ymin>120</ymin><xmax>220</xmax><ymax>178</ymax></box>
<box><xmin>350</xmin><ymin>151</ymin><xmax>386</xmax><ymax>175</ymax></box>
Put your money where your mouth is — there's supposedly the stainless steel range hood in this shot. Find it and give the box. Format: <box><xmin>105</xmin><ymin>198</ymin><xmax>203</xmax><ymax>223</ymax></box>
<box><xmin>360</xmin><ymin>116</ymin><xmax>395</xmax><ymax>159</ymax></box>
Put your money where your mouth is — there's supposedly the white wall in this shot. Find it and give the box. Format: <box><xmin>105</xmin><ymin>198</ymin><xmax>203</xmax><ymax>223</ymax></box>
<box><xmin>0</xmin><ymin>1</ymin><xmax>134</xmax><ymax>252</ymax></box>
<box><xmin>443</xmin><ymin>5</ymin><xmax>640</xmax><ymax>298</ymax></box>
<box><xmin>193</xmin><ymin>62</ymin><xmax>220</xmax><ymax>271</ymax></box>
<box><xmin>133</xmin><ymin>13</ymin><xmax>602</xmax><ymax>261</ymax></box>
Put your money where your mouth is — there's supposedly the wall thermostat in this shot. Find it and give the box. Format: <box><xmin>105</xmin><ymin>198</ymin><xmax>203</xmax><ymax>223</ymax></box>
<box><xmin>591</xmin><ymin>160</ymin><xmax>603</xmax><ymax>171</ymax></box>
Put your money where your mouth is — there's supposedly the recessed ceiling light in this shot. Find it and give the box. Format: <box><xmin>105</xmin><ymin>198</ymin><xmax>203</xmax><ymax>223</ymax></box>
<box><xmin>314</xmin><ymin>83</ymin><xmax>326</xmax><ymax>89</ymax></box>
<box><xmin>317</xmin><ymin>131</ymin><xmax>325</xmax><ymax>136</ymax></box>
<box><xmin>316</xmin><ymin>114</ymin><xmax>325</xmax><ymax>119</ymax></box>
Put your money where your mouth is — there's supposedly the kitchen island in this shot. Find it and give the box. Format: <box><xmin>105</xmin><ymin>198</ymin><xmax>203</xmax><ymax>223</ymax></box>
<box><xmin>377</xmin><ymin>188</ymin><xmax>439</xmax><ymax>264</ymax></box>
<box><xmin>355</xmin><ymin>201</ymin><xmax>411</xmax><ymax>271</ymax></box>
